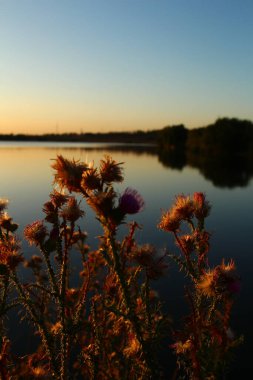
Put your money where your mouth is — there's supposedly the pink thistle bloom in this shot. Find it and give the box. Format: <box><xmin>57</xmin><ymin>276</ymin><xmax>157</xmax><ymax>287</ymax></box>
<box><xmin>119</xmin><ymin>188</ymin><xmax>145</xmax><ymax>214</ymax></box>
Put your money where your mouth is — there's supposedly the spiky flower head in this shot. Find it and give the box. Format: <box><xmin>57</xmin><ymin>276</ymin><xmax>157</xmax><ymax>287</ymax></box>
<box><xmin>81</xmin><ymin>168</ymin><xmax>101</xmax><ymax>191</ymax></box>
<box><xmin>123</xmin><ymin>333</ymin><xmax>141</xmax><ymax>358</ymax></box>
<box><xmin>87</xmin><ymin>189</ymin><xmax>115</xmax><ymax>216</ymax></box>
<box><xmin>132</xmin><ymin>244</ymin><xmax>168</xmax><ymax>280</ymax></box>
<box><xmin>0</xmin><ymin>213</ymin><xmax>18</xmax><ymax>232</ymax></box>
<box><xmin>173</xmin><ymin>194</ymin><xmax>194</xmax><ymax>220</ymax></box>
<box><xmin>0</xmin><ymin>198</ymin><xmax>8</xmax><ymax>214</ymax></box>
<box><xmin>99</xmin><ymin>155</ymin><xmax>124</xmax><ymax>183</ymax></box>
<box><xmin>50</xmin><ymin>189</ymin><xmax>68</xmax><ymax>208</ymax></box>
<box><xmin>24</xmin><ymin>220</ymin><xmax>47</xmax><ymax>246</ymax></box>
<box><xmin>158</xmin><ymin>209</ymin><xmax>181</xmax><ymax>232</ymax></box>
<box><xmin>0</xmin><ymin>236</ymin><xmax>23</xmax><ymax>270</ymax></box>
<box><xmin>198</xmin><ymin>259</ymin><xmax>240</xmax><ymax>297</ymax></box>
<box><xmin>118</xmin><ymin>188</ymin><xmax>145</xmax><ymax>215</ymax></box>
<box><xmin>60</xmin><ymin>197</ymin><xmax>84</xmax><ymax>222</ymax></box>
<box><xmin>51</xmin><ymin>155</ymin><xmax>88</xmax><ymax>192</ymax></box>
<box><xmin>171</xmin><ymin>339</ymin><xmax>193</xmax><ymax>354</ymax></box>
<box><xmin>31</xmin><ymin>367</ymin><xmax>47</xmax><ymax>377</ymax></box>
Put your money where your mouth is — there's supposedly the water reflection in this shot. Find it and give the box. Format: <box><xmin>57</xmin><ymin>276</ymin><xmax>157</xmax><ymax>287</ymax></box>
<box><xmin>0</xmin><ymin>141</ymin><xmax>252</xmax><ymax>188</ymax></box>
<box><xmin>157</xmin><ymin>149</ymin><xmax>253</xmax><ymax>188</ymax></box>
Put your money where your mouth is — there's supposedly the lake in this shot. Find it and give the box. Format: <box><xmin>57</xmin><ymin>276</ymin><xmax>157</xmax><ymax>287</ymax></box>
<box><xmin>0</xmin><ymin>141</ymin><xmax>252</xmax><ymax>377</ymax></box>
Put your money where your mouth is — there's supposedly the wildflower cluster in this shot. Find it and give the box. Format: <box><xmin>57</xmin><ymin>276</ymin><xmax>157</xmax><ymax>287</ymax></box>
<box><xmin>0</xmin><ymin>156</ymin><xmax>168</xmax><ymax>379</ymax></box>
<box><xmin>0</xmin><ymin>157</ymin><xmax>241</xmax><ymax>380</ymax></box>
<box><xmin>158</xmin><ymin>192</ymin><xmax>242</xmax><ymax>379</ymax></box>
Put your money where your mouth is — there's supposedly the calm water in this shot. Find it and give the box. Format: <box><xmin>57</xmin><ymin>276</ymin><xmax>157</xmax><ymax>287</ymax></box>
<box><xmin>0</xmin><ymin>141</ymin><xmax>252</xmax><ymax>377</ymax></box>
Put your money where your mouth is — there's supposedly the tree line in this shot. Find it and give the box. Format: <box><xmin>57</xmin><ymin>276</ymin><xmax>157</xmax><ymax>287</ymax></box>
<box><xmin>158</xmin><ymin>117</ymin><xmax>253</xmax><ymax>158</ymax></box>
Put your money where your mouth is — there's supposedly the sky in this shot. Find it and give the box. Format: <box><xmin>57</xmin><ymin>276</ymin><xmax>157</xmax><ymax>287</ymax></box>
<box><xmin>0</xmin><ymin>0</ymin><xmax>253</xmax><ymax>134</ymax></box>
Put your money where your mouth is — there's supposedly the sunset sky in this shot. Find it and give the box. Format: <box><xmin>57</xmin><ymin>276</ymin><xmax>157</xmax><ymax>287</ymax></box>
<box><xmin>0</xmin><ymin>0</ymin><xmax>253</xmax><ymax>134</ymax></box>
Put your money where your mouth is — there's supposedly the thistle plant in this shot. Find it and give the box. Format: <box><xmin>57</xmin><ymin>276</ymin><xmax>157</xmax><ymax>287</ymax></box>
<box><xmin>0</xmin><ymin>156</ymin><xmax>241</xmax><ymax>379</ymax></box>
<box><xmin>158</xmin><ymin>192</ymin><xmax>242</xmax><ymax>379</ymax></box>
<box><xmin>0</xmin><ymin>156</ymin><xmax>169</xmax><ymax>379</ymax></box>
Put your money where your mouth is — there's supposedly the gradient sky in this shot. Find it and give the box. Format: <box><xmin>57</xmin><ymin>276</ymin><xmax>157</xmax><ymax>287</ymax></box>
<box><xmin>0</xmin><ymin>0</ymin><xmax>253</xmax><ymax>134</ymax></box>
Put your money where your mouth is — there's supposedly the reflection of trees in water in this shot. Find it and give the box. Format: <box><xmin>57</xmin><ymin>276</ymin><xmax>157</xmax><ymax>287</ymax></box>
<box><xmin>156</xmin><ymin>117</ymin><xmax>253</xmax><ymax>188</ymax></box>
<box><xmin>91</xmin><ymin>145</ymin><xmax>253</xmax><ymax>188</ymax></box>
<box><xmin>157</xmin><ymin>149</ymin><xmax>186</xmax><ymax>170</ymax></box>
<box><xmin>157</xmin><ymin>148</ymin><xmax>253</xmax><ymax>188</ymax></box>
<box><xmin>187</xmin><ymin>153</ymin><xmax>253</xmax><ymax>188</ymax></box>
<box><xmin>36</xmin><ymin>142</ymin><xmax>252</xmax><ymax>189</ymax></box>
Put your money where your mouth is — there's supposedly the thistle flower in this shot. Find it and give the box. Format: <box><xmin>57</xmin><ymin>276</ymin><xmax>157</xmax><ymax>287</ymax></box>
<box><xmin>50</xmin><ymin>321</ymin><xmax>63</xmax><ymax>335</ymax></box>
<box><xmin>173</xmin><ymin>194</ymin><xmax>194</xmax><ymax>220</ymax></box>
<box><xmin>132</xmin><ymin>244</ymin><xmax>168</xmax><ymax>280</ymax></box>
<box><xmin>81</xmin><ymin>168</ymin><xmax>101</xmax><ymax>191</ymax></box>
<box><xmin>123</xmin><ymin>333</ymin><xmax>141</xmax><ymax>358</ymax></box>
<box><xmin>220</xmin><ymin>260</ymin><xmax>241</xmax><ymax>294</ymax></box>
<box><xmin>24</xmin><ymin>255</ymin><xmax>43</xmax><ymax>270</ymax></box>
<box><xmin>158</xmin><ymin>209</ymin><xmax>181</xmax><ymax>232</ymax></box>
<box><xmin>0</xmin><ymin>198</ymin><xmax>8</xmax><ymax>213</ymax></box>
<box><xmin>198</xmin><ymin>260</ymin><xmax>240</xmax><ymax>297</ymax></box>
<box><xmin>87</xmin><ymin>189</ymin><xmax>115</xmax><ymax>216</ymax></box>
<box><xmin>193</xmin><ymin>192</ymin><xmax>211</xmax><ymax>219</ymax></box>
<box><xmin>24</xmin><ymin>220</ymin><xmax>47</xmax><ymax>246</ymax></box>
<box><xmin>51</xmin><ymin>155</ymin><xmax>88</xmax><ymax>192</ymax></box>
<box><xmin>171</xmin><ymin>339</ymin><xmax>193</xmax><ymax>354</ymax></box>
<box><xmin>197</xmin><ymin>270</ymin><xmax>216</xmax><ymax>297</ymax></box>
<box><xmin>43</xmin><ymin>201</ymin><xmax>58</xmax><ymax>223</ymax></box>
<box><xmin>0</xmin><ymin>213</ymin><xmax>18</xmax><ymax>232</ymax></box>
<box><xmin>60</xmin><ymin>197</ymin><xmax>84</xmax><ymax>222</ymax></box>
<box><xmin>99</xmin><ymin>155</ymin><xmax>124</xmax><ymax>183</ymax></box>
<box><xmin>31</xmin><ymin>367</ymin><xmax>47</xmax><ymax>378</ymax></box>
<box><xmin>50</xmin><ymin>189</ymin><xmax>68</xmax><ymax>208</ymax></box>
<box><xmin>118</xmin><ymin>188</ymin><xmax>144</xmax><ymax>214</ymax></box>
<box><xmin>0</xmin><ymin>236</ymin><xmax>23</xmax><ymax>269</ymax></box>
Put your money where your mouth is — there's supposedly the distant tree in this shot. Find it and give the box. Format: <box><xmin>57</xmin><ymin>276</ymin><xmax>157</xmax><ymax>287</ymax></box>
<box><xmin>158</xmin><ymin>124</ymin><xmax>188</xmax><ymax>150</ymax></box>
<box><xmin>187</xmin><ymin>117</ymin><xmax>253</xmax><ymax>156</ymax></box>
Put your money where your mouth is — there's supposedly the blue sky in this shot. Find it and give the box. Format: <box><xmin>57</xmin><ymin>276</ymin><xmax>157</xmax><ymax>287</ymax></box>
<box><xmin>0</xmin><ymin>0</ymin><xmax>252</xmax><ymax>133</ymax></box>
